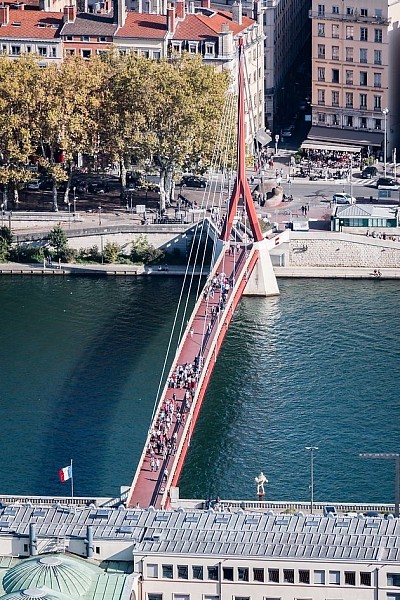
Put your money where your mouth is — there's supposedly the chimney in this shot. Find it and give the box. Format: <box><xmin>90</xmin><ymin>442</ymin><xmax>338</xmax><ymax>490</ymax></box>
<box><xmin>200</xmin><ymin>0</ymin><xmax>210</xmax><ymax>7</ymax></box>
<box><xmin>0</xmin><ymin>5</ymin><xmax>10</xmax><ymax>24</ymax></box>
<box><xmin>63</xmin><ymin>4</ymin><xmax>76</xmax><ymax>22</ymax></box>
<box><xmin>175</xmin><ymin>0</ymin><xmax>185</xmax><ymax>18</ymax></box>
<box><xmin>166</xmin><ymin>4</ymin><xmax>175</xmax><ymax>32</ymax></box>
<box><xmin>113</xmin><ymin>0</ymin><xmax>126</xmax><ymax>26</ymax></box>
<box><xmin>232</xmin><ymin>1</ymin><xmax>242</xmax><ymax>24</ymax></box>
<box><xmin>219</xmin><ymin>22</ymin><xmax>233</xmax><ymax>57</ymax></box>
<box><xmin>13</xmin><ymin>3</ymin><xmax>25</xmax><ymax>10</ymax></box>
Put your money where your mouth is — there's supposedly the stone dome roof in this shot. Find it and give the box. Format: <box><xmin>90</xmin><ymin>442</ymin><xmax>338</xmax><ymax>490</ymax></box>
<box><xmin>2</xmin><ymin>556</ymin><xmax>95</xmax><ymax>597</ymax></box>
<box><xmin>0</xmin><ymin>587</ymin><xmax>68</xmax><ymax>600</ymax></box>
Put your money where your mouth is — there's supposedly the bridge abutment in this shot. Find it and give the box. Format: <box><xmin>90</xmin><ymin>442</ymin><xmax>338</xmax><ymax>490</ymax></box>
<box><xmin>243</xmin><ymin>240</ymin><xmax>280</xmax><ymax>296</ymax></box>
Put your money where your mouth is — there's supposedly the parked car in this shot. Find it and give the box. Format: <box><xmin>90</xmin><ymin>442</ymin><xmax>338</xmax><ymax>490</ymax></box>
<box><xmin>361</xmin><ymin>166</ymin><xmax>378</xmax><ymax>179</ymax></box>
<box><xmin>377</xmin><ymin>177</ymin><xmax>399</xmax><ymax>190</ymax></box>
<box><xmin>180</xmin><ymin>175</ymin><xmax>207</xmax><ymax>188</ymax></box>
<box><xmin>281</xmin><ymin>128</ymin><xmax>293</xmax><ymax>138</ymax></box>
<box><xmin>363</xmin><ymin>510</ymin><xmax>379</xmax><ymax>517</ymax></box>
<box><xmin>333</xmin><ymin>193</ymin><xmax>356</xmax><ymax>204</ymax></box>
<box><xmin>26</xmin><ymin>179</ymin><xmax>41</xmax><ymax>190</ymax></box>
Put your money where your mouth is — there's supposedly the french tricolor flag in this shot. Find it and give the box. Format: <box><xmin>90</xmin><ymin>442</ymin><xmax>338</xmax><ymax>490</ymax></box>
<box><xmin>59</xmin><ymin>465</ymin><xmax>72</xmax><ymax>482</ymax></box>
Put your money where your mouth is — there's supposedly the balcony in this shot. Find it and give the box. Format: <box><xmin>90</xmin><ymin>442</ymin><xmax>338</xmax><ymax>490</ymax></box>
<box><xmin>309</xmin><ymin>10</ymin><xmax>390</xmax><ymax>25</ymax></box>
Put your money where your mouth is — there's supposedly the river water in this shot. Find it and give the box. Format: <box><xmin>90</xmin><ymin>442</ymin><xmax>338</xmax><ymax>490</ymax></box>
<box><xmin>0</xmin><ymin>276</ymin><xmax>399</xmax><ymax>503</ymax></box>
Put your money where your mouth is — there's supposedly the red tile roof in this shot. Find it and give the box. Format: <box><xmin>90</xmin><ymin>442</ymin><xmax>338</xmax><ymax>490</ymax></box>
<box><xmin>115</xmin><ymin>12</ymin><xmax>167</xmax><ymax>39</ymax></box>
<box><xmin>174</xmin><ymin>9</ymin><xmax>254</xmax><ymax>41</ymax></box>
<box><xmin>0</xmin><ymin>9</ymin><xmax>63</xmax><ymax>38</ymax></box>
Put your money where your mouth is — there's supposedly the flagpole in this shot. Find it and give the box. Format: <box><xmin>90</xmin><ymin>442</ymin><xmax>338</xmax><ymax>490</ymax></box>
<box><xmin>70</xmin><ymin>459</ymin><xmax>74</xmax><ymax>498</ymax></box>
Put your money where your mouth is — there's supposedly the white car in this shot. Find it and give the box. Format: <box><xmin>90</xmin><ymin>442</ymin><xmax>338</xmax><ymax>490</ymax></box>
<box><xmin>333</xmin><ymin>193</ymin><xmax>356</xmax><ymax>204</ymax></box>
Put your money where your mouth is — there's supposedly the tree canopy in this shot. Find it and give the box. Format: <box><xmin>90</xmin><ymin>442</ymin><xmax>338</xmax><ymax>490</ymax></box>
<box><xmin>0</xmin><ymin>52</ymin><xmax>231</xmax><ymax>210</ymax></box>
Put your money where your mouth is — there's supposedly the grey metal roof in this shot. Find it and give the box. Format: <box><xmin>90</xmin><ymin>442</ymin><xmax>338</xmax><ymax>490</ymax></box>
<box><xmin>0</xmin><ymin>506</ymin><xmax>399</xmax><ymax>562</ymax></box>
<box><xmin>335</xmin><ymin>204</ymin><xmax>398</xmax><ymax>218</ymax></box>
<box><xmin>60</xmin><ymin>14</ymin><xmax>117</xmax><ymax>37</ymax></box>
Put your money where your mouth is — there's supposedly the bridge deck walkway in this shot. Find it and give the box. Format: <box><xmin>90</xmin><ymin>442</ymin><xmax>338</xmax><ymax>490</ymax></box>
<box><xmin>127</xmin><ymin>243</ymin><xmax>256</xmax><ymax>508</ymax></box>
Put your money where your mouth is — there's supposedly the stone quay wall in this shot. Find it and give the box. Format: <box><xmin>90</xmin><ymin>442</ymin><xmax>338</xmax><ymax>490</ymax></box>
<box><xmin>285</xmin><ymin>232</ymin><xmax>400</xmax><ymax>268</ymax></box>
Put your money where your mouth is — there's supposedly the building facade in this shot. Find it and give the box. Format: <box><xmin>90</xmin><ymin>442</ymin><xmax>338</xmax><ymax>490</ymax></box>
<box><xmin>0</xmin><ymin>505</ymin><xmax>398</xmax><ymax>600</ymax></box>
<box><xmin>309</xmin><ymin>0</ymin><xmax>400</xmax><ymax>155</ymax></box>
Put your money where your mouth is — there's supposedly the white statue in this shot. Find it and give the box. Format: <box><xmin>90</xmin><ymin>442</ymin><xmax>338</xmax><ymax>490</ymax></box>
<box><xmin>255</xmin><ymin>472</ymin><xmax>268</xmax><ymax>495</ymax></box>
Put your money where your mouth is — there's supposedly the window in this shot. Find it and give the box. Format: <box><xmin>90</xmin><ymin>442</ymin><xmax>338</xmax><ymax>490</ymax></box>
<box><xmin>374</xmin><ymin>119</ymin><xmax>382</xmax><ymax>129</ymax></box>
<box><xmin>66</xmin><ymin>35</ymin><xmax>73</xmax><ymax>41</ymax></box>
<box><xmin>360</xmin><ymin>8</ymin><xmax>368</xmax><ymax>16</ymax></box>
<box><xmin>204</xmin><ymin>597</ymin><xmax>219</xmax><ymax>600</ymax></box>
<box><xmin>223</xmin><ymin>567</ymin><xmax>233</xmax><ymax>581</ymax></box>
<box><xmin>345</xmin><ymin>92</ymin><xmax>353</xmax><ymax>107</ymax></box>
<box><xmin>332</xmin><ymin>45</ymin><xmax>339</xmax><ymax>60</ymax></box>
<box><xmin>346</xmin><ymin>47</ymin><xmax>353</xmax><ymax>62</ymax></box>
<box><xmin>318</xmin><ymin>67</ymin><xmax>325</xmax><ymax>81</ymax></box>
<box><xmin>234</xmin><ymin>597</ymin><xmax>249</xmax><ymax>600</ymax></box>
<box><xmin>375</xmin><ymin>8</ymin><xmax>382</xmax><ymax>17</ymax></box>
<box><xmin>375</xmin><ymin>28</ymin><xmax>382</xmax><ymax>42</ymax></box>
<box><xmin>207</xmin><ymin>566</ymin><xmax>218</xmax><ymax>580</ymax></box>
<box><xmin>65</xmin><ymin>49</ymin><xmax>75</xmax><ymax>56</ymax></box>
<box><xmin>299</xmin><ymin>570</ymin><xmax>310</xmax><ymax>584</ymax></box>
<box><xmin>360</xmin><ymin>27</ymin><xmax>368</xmax><ymax>41</ymax></box>
<box><xmin>374</xmin><ymin>95</ymin><xmax>382</xmax><ymax>110</ymax></box>
<box><xmin>360</xmin><ymin>116</ymin><xmax>367</xmax><ymax>128</ymax></box>
<box><xmin>26</xmin><ymin>45</ymin><xmax>31</xmax><ymax>53</ymax></box>
<box><xmin>329</xmin><ymin>571</ymin><xmax>340</xmax><ymax>585</ymax></box>
<box><xmin>332</xmin><ymin>24</ymin><xmax>339</xmax><ymax>38</ymax></box>
<box><xmin>253</xmin><ymin>568</ymin><xmax>264</xmax><ymax>582</ymax></box>
<box><xmin>318</xmin><ymin>112</ymin><xmax>326</xmax><ymax>123</ymax></box>
<box><xmin>188</xmin><ymin>42</ymin><xmax>197</xmax><ymax>53</ymax></box>
<box><xmin>387</xmin><ymin>595</ymin><xmax>400</xmax><ymax>600</ymax></box>
<box><xmin>98</xmin><ymin>36</ymin><xmax>107</xmax><ymax>42</ymax></box>
<box><xmin>177</xmin><ymin>565</ymin><xmax>188</xmax><ymax>579</ymax></box>
<box><xmin>345</xmin><ymin>572</ymin><xmax>356</xmax><ymax>585</ymax></box>
<box><xmin>360</xmin><ymin>71</ymin><xmax>367</xmax><ymax>85</ymax></box>
<box><xmin>331</xmin><ymin>113</ymin><xmax>339</xmax><ymax>125</ymax></box>
<box><xmin>347</xmin><ymin>6</ymin><xmax>354</xmax><ymax>14</ymax></box>
<box><xmin>11</xmin><ymin>45</ymin><xmax>21</xmax><ymax>55</ymax></box>
<box><xmin>162</xmin><ymin>565</ymin><xmax>173</xmax><ymax>579</ymax></box>
<box><xmin>318</xmin><ymin>4</ymin><xmax>325</xmax><ymax>15</ymax></box>
<box><xmin>205</xmin><ymin>43</ymin><xmax>214</xmax><ymax>55</ymax></box>
<box><xmin>346</xmin><ymin>25</ymin><xmax>354</xmax><ymax>39</ymax></box>
<box><xmin>360</xmin><ymin>48</ymin><xmax>367</xmax><ymax>63</ymax></box>
<box><xmin>318</xmin><ymin>23</ymin><xmax>325</xmax><ymax>36</ymax></box>
<box><xmin>51</xmin><ymin>47</ymin><xmax>57</xmax><ymax>57</ymax></box>
<box><xmin>317</xmin><ymin>44</ymin><xmax>325</xmax><ymax>58</ymax></box>
<box><xmin>283</xmin><ymin>569</ymin><xmax>294</xmax><ymax>584</ymax></box>
<box><xmin>332</xmin><ymin>4</ymin><xmax>339</xmax><ymax>13</ymax></box>
<box><xmin>361</xmin><ymin>572</ymin><xmax>372</xmax><ymax>585</ymax></box>
<box><xmin>346</xmin><ymin>70</ymin><xmax>353</xmax><ymax>84</ymax></box>
<box><xmin>238</xmin><ymin>568</ymin><xmax>249</xmax><ymax>582</ymax></box>
<box><xmin>192</xmin><ymin>566</ymin><xmax>203</xmax><ymax>580</ymax></box>
<box><xmin>268</xmin><ymin>569</ymin><xmax>279</xmax><ymax>583</ymax></box>
<box><xmin>38</xmin><ymin>46</ymin><xmax>47</xmax><ymax>57</ymax></box>
<box><xmin>360</xmin><ymin>93</ymin><xmax>367</xmax><ymax>108</ymax></box>
<box><xmin>374</xmin><ymin>49</ymin><xmax>382</xmax><ymax>64</ymax></box>
<box><xmin>387</xmin><ymin>574</ymin><xmax>400</xmax><ymax>587</ymax></box>
<box><xmin>318</xmin><ymin>89</ymin><xmax>325</xmax><ymax>105</ymax></box>
<box><xmin>374</xmin><ymin>72</ymin><xmax>382</xmax><ymax>87</ymax></box>
<box><xmin>147</xmin><ymin>564</ymin><xmax>158</xmax><ymax>579</ymax></box>
<box><xmin>148</xmin><ymin>596</ymin><xmax>162</xmax><ymax>600</ymax></box>
<box><xmin>81</xmin><ymin>49</ymin><xmax>91</xmax><ymax>58</ymax></box>
<box><xmin>82</xmin><ymin>35</ymin><xmax>89</xmax><ymax>41</ymax></box>
<box><xmin>346</xmin><ymin>115</ymin><xmax>353</xmax><ymax>126</ymax></box>
<box><xmin>174</xmin><ymin>596</ymin><xmax>189</xmax><ymax>600</ymax></box>
<box><xmin>332</xmin><ymin>68</ymin><xmax>339</xmax><ymax>83</ymax></box>
<box><xmin>332</xmin><ymin>91</ymin><xmax>339</xmax><ymax>106</ymax></box>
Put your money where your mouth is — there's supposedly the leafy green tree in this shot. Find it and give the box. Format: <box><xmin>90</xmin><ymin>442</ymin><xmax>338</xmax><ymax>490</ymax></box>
<box><xmin>47</xmin><ymin>224</ymin><xmax>68</xmax><ymax>257</ymax></box>
<box><xmin>0</xmin><ymin>225</ymin><xmax>13</xmax><ymax>262</ymax></box>
<box><xmin>130</xmin><ymin>234</ymin><xmax>164</xmax><ymax>264</ymax></box>
<box><xmin>103</xmin><ymin>241</ymin><xmax>121</xmax><ymax>263</ymax></box>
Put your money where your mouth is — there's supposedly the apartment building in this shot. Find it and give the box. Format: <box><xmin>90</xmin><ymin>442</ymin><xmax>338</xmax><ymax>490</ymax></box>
<box><xmin>309</xmin><ymin>0</ymin><xmax>400</xmax><ymax>155</ymax></box>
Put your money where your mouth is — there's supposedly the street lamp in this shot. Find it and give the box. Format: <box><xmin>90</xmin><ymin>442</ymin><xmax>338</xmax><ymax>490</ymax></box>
<box><xmin>98</xmin><ymin>204</ymin><xmax>102</xmax><ymax>226</ymax></box>
<box><xmin>275</xmin><ymin>134</ymin><xmax>280</xmax><ymax>156</ymax></box>
<box><xmin>359</xmin><ymin>452</ymin><xmax>399</xmax><ymax>517</ymax></box>
<box><xmin>305</xmin><ymin>446</ymin><xmax>318</xmax><ymax>514</ymax></box>
<box><xmin>382</xmin><ymin>108</ymin><xmax>389</xmax><ymax>178</ymax></box>
<box><xmin>73</xmin><ymin>186</ymin><xmax>76</xmax><ymax>215</ymax></box>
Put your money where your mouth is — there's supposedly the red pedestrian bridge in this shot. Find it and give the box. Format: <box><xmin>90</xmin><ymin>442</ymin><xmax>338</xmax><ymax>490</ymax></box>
<box><xmin>126</xmin><ymin>38</ymin><xmax>286</xmax><ymax>509</ymax></box>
